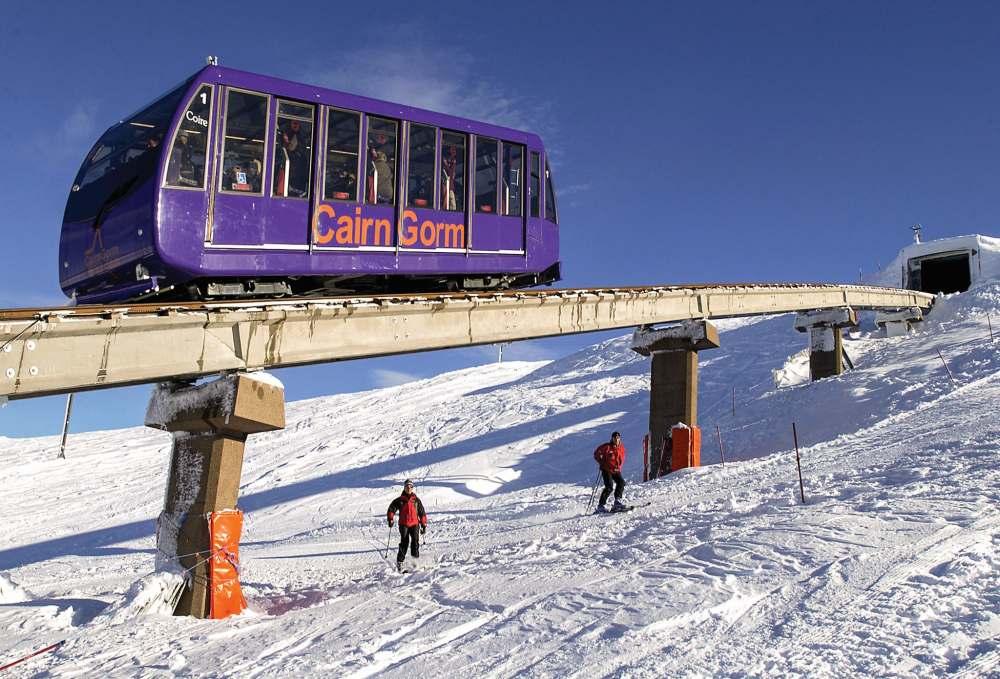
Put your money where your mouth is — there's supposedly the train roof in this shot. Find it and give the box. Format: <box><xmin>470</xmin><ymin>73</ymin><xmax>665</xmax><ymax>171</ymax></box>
<box><xmin>189</xmin><ymin>65</ymin><xmax>544</xmax><ymax>149</ymax></box>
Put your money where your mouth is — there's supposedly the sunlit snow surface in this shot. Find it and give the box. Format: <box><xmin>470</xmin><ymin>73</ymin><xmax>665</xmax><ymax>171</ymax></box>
<box><xmin>0</xmin><ymin>283</ymin><xmax>998</xmax><ymax>677</ymax></box>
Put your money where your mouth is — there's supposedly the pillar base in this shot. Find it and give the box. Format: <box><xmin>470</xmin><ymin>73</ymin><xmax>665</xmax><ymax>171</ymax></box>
<box><xmin>794</xmin><ymin>308</ymin><xmax>858</xmax><ymax>381</ymax></box>
<box><xmin>146</xmin><ymin>373</ymin><xmax>285</xmax><ymax>618</ymax></box>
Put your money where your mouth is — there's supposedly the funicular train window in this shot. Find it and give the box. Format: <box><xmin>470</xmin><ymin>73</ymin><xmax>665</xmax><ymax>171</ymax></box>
<box><xmin>529</xmin><ymin>152</ymin><xmax>540</xmax><ymax>218</ymax></box>
<box><xmin>366</xmin><ymin>117</ymin><xmax>398</xmax><ymax>205</ymax></box>
<box><xmin>165</xmin><ymin>84</ymin><xmax>212</xmax><ymax>189</ymax></box>
<box><xmin>272</xmin><ymin>101</ymin><xmax>314</xmax><ymax>199</ymax></box>
<box><xmin>440</xmin><ymin>131</ymin><xmax>466</xmax><ymax>211</ymax></box>
<box><xmin>219</xmin><ymin>90</ymin><xmax>268</xmax><ymax>194</ymax></box>
<box><xmin>406</xmin><ymin>124</ymin><xmax>436</xmax><ymax>208</ymax></box>
<box><xmin>475</xmin><ymin>137</ymin><xmax>498</xmax><ymax>213</ymax></box>
<box><xmin>544</xmin><ymin>158</ymin><xmax>558</xmax><ymax>223</ymax></box>
<box><xmin>324</xmin><ymin>109</ymin><xmax>360</xmax><ymax>201</ymax></box>
<box><xmin>502</xmin><ymin>143</ymin><xmax>524</xmax><ymax>217</ymax></box>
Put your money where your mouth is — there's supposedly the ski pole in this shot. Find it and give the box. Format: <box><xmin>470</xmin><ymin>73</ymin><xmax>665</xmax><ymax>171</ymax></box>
<box><xmin>381</xmin><ymin>525</ymin><xmax>393</xmax><ymax>560</ymax></box>
<box><xmin>0</xmin><ymin>640</ymin><xmax>64</xmax><ymax>672</ymax></box>
<box><xmin>586</xmin><ymin>469</ymin><xmax>601</xmax><ymax>514</ymax></box>
<box><xmin>792</xmin><ymin>422</ymin><xmax>806</xmax><ymax>505</ymax></box>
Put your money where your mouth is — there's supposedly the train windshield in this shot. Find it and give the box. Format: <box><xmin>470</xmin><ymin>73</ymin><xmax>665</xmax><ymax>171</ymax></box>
<box><xmin>65</xmin><ymin>79</ymin><xmax>190</xmax><ymax>223</ymax></box>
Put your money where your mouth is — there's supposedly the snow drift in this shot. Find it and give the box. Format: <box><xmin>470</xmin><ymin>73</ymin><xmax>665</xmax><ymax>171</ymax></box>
<box><xmin>0</xmin><ymin>249</ymin><xmax>998</xmax><ymax>677</ymax></box>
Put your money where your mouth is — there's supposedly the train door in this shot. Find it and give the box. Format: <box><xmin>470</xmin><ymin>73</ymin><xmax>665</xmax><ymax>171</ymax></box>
<box><xmin>207</xmin><ymin>89</ymin><xmax>315</xmax><ymax>249</ymax></box>
<box><xmin>470</xmin><ymin>137</ymin><xmax>525</xmax><ymax>253</ymax></box>
<box><xmin>502</xmin><ymin>141</ymin><xmax>526</xmax><ymax>252</ymax></box>
<box><xmin>265</xmin><ymin>99</ymin><xmax>316</xmax><ymax>246</ymax></box>
<box><xmin>209</xmin><ymin>87</ymin><xmax>270</xmax><ymax>247</ymax></box>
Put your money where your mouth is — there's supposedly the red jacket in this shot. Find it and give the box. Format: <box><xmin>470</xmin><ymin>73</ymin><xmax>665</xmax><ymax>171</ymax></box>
<box><xmin>594</xmin><ymin>442</ymin><xmax>626</xmax><ymax>473</ymax></box>
<box><xmin>387</xmin><ymin>492</ymin><xmax>427</xmax><ymax>528</ymax></box>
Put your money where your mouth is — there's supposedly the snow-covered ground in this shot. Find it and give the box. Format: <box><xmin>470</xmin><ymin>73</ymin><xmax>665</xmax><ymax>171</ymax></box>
<box><xmin>1</xmin><ymin>280</ymin><xmax>998</xmax><ymax>676</ymax></box>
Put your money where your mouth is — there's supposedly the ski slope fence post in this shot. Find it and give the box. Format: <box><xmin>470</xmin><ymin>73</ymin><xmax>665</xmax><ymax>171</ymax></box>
<box><xmin>792</xmin><ymin>422</ymin><xmax>806</xmax><ymax>504</ymax></box>
<box><xmin>716</xmin><ymin>424</ymin><xmax>726</xmax><ymax>467</ymax></box>
<box><xmin>936</xmin><ymin>349</ymin><xmax>957</xmax><ymax>386</ymax></box>
<box><xmin>988</xmin><ymin>314</ymin><xmax>994</xmax><ymax>342</ymax></box>
<box><xmin>643</xmin><ymin>434</ymin><xmax>649</xmax><ymax>482</ymax></box>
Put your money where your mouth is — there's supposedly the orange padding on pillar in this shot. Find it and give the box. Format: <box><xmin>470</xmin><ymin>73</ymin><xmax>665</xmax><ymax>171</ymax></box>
<box><xmin>208</xmin><ymin>509</ymin><xmax>246</xmax><ymax>619</ymax></box>
<box><xmin>670</xmin><ymin>425</ymin><xmax>701</xmax><ymax>472</ymax></box>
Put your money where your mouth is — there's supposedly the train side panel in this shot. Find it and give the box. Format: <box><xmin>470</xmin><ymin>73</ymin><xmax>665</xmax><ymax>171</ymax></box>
<box><xmin>63</xmin><ymin>66</ymin><xmax>561</xmax><ymax>301</ymax></box>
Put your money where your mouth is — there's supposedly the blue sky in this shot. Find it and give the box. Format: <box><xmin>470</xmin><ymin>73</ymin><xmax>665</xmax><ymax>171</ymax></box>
<box><xmin>2</xmin><ymin>1</ymin><xmax>999</xmax><ymax>437</ymax></box>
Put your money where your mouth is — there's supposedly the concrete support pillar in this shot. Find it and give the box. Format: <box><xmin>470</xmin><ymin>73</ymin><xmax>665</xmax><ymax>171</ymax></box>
<box><xmin>875</xmin><ymin>307</ymin><xmax>923</xmax><ymax>338</ymax></box>
<box><xmin>632</xmin><ymin>321</ymin><xmax>720</xmax><ymax>479</ymax></box>
<box><xmin>145</xmin><ymin>373</ymin><xmax>285</xmax><ymax>618</ymax></box>
<box><xmin>793</xmin><ymin>308</ymin><xmax>858</xmax><ymax>381</ymax></box>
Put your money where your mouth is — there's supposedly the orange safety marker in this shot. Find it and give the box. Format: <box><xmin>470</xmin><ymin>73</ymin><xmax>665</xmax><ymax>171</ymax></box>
<box><xmin>670</xmin><ymin>424</ymin><xmax>702</xmax><ymax>472</ymax></box>
<box><xmin>208</xmin><ymin>509</ymin><xmax>246</xmax><ymax>619</ymax></box>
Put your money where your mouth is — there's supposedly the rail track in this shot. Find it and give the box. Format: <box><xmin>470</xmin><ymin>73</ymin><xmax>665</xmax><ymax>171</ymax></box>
<box><xmin>1</xmin><ymin>283</ymin><xmax>934</xmax><ymax>400</ymax></box>
<box><xmin>0</xmin><ymin>282</ymin><xmax>927</xmax><ymax>321</ymax></box>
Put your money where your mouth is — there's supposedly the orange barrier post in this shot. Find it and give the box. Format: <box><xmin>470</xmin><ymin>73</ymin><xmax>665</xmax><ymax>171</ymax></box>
<box><xmin>670</xmin><ymin>424</ymin><xmax>702</xmax><ymax>472</ymax></box>
<box><xmin>208</xmin><ymin>509</ymin><xmax>246</xmax><ymax>619</ymax></box>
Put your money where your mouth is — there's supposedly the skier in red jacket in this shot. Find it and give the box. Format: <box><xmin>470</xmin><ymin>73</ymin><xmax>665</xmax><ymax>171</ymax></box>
<box><xmin>593</xmin><ymin>431</ymin><xmax>627</xmax><ymax>512</ymax></box>
<box><xmin>387</xmin><ymin>479</ymin><xmax>428</xmax><ymax>572</ymax></box>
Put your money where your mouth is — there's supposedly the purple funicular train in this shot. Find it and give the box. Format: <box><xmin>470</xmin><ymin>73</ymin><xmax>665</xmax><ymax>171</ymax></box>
<box><xmin>60</xmin><ymin>64</ymin><xmax>562</xmax><ymax>304</ymax></box>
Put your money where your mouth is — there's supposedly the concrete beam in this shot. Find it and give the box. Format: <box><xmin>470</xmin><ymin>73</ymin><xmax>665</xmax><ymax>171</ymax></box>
<box><xmin>794</xmin><ymin>308</ymin><xmax>858</xmax><ymax>380</ymax></box>
<box><xmin>147</xmin><ymin>373</ymin><xmax>285</xmax><ymax>618</ymax></box>
<box><xmin>631</xmin><ymin>319</ymin><xmax>721</xmax><ymax>355</ymax></box>
<box><xmin>632</xmin><ymin>321</ymin><xmax>720</xmax><ymax>478</ymax></box>
<box><xmin>1</xmin><ymin>284</ymin><xmax>934</xmax><ymax>400</ymax></box>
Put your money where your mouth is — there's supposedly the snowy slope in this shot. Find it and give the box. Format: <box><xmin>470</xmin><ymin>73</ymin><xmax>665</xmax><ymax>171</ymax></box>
<box><xmin>1</xmin><ymin>280</ymin><xmax>998</xmax><ymax>676</ymax></box>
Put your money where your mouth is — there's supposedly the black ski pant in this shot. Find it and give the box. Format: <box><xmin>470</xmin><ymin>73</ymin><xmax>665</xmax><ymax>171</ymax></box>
<box><xmin>599</xmin><ymin>470</ymin><xmax>625</xmax><ymax>507</ymax></box>
<box><xmin>396</xmin><ymin>524</ymin><xmax>420</xmax><ymax>563</ymax></box>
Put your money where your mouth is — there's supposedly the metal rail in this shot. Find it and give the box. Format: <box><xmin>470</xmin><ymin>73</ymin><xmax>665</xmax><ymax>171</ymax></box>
<box><xmin>0</xmin><ymin>283</ymin><xmax>933</xmax><ymax>401</ymax></box>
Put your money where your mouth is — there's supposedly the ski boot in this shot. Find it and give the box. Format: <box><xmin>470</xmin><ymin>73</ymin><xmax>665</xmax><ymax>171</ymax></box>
<box><xmin>595</xmin><ymin>504</ymin><xmax>609</xmax><ymax>514</ymax></box>
<box><xmin>396</xmin><ymin>560</ymin><xmax>404</xmax><ymax>573</ymax></box>
<box><xmin>612</xmin><ymin>500</ymin><xmax>628</xmax><ymax>512</ymax></box>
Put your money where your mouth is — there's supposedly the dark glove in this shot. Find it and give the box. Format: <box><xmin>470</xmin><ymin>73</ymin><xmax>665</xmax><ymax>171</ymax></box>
<box><xmin>420</xmin><ymin>525</ymin><xmax>426</xmax><ymax>535</ymax></box>
<box><xmin>388</xmin><ymin>518</ymin><xmax>394</xmax><ymax>528</ymax></box>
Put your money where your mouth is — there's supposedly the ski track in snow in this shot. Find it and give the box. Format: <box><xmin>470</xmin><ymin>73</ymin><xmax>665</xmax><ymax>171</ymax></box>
<box><xmin>0</xmin><ymin>280</ymin><xmax>999</xmax><ymax>677</ymax></box>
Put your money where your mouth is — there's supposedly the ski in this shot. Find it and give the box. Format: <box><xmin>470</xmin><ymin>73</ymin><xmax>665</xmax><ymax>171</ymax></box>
<box><xmin>595</xmin><ymin>502</ymin><xmax>651</xmax><ymax>515</ymax></box>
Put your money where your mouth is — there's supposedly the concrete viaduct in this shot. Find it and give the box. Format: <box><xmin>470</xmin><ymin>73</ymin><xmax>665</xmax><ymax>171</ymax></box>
<box><xmin>0</xmin><ymin>283</ymin><xmax>932</xmax><ymax>616</ymax></box>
